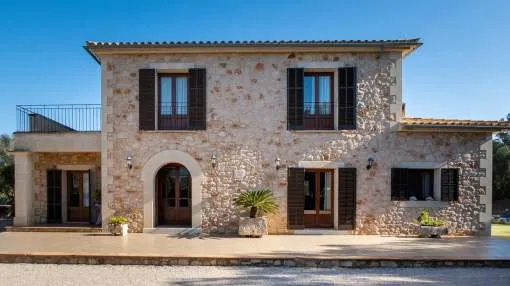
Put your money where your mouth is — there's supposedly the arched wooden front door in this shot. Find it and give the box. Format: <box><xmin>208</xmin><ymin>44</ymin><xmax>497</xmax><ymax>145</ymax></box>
<box><xmin>156</xmin><ymin>164</ymin><xmax>191</xmax><ymax>226</ymax></box>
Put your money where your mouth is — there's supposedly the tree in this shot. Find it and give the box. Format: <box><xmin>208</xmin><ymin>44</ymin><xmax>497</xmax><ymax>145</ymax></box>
<box><xmin>0</xmin><ymin>134</ymin><xmax>14</xmax><ymax>205</ymax></box>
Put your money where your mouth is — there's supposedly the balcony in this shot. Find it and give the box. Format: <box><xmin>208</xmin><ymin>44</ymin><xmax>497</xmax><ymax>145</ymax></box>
<box><xmin>16</xmin><ymin>104</ymin><xmax>101</xmax><ymax>133</ymax></box>
<box><xmin>14</xmin><ymin>104</ymin><xmax>101</xmax><ymax>153</ymax></box>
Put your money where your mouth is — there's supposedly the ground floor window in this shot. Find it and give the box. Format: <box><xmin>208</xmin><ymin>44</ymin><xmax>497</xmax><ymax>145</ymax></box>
<box><xmin>391</xmin><ymin>168</ymin><xmax>459</xmax><ymax>201</ymax></box>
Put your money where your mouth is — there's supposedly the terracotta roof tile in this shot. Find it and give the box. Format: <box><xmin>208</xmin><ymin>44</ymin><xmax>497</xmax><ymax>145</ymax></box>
<box><xmin>400</xmin><ymin>117</ymin><xmax>510</xmax><ymax>131</ymax></box>
<box><xmin>85</xmin><ymin>39</ymin><xmax>422</xmax><ymax>48</ymax></box>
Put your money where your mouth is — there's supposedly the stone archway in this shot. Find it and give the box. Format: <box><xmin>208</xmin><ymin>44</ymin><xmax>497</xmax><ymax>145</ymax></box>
<box><xmin>142</xmin><ymin>150</ymin><xmax>203</xmax><ymax>229</ymax></box>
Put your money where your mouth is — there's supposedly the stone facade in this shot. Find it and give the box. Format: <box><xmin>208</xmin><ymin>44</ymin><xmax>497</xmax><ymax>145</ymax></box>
<box><xmin>99</xmin><ymin>51</ymin><xmax>492</xmax><ymax>235</ymax></box>
<box><xmin>31</xmin><ymin>152</ymin><xmax>101</xmax><ymax>224</ymax></box>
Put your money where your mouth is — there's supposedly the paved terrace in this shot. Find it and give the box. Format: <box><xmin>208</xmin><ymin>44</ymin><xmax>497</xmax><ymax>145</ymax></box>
<box><xmin>0</xmin><ymin>232</ymin><xmax>510</xmax><ymax>267</ymax></box>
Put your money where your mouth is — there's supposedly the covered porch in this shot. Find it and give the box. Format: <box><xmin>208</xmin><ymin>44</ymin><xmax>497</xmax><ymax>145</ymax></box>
<box><xmin>12</xmin><ymin>104</ymin><xmax>102</xmax><ymax>228</ymax></box>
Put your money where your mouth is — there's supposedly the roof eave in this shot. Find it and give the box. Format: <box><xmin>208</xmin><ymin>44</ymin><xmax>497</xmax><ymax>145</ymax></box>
<box><xmin>83</xmin><ymin>39</ymin><xmax>422</xmax><ymax>64</ymax></box>
<box><xmin>83</xmin><ymin>45</ymin><xmax>100</xmax><ymax>65</ymax></box>
<box><xmin>398</xmin><ymin>124</ymin><xmax>509</xmax><ymax>133</ymax></box>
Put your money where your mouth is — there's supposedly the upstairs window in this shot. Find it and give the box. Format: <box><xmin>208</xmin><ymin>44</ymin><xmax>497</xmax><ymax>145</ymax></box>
<box><xmin>138</xmin><ymin>68</ymin><xmax>206</xmax><ymax>131</ymax></box>
<box><xmin>303</xmin><ymin>73</ymin><xmax>334</xmax><ymax>130</ymax></box>
<box><xmin>287</xmin><ymin>67</ymin><xmax>356</xmax><ymax>131</ymax></box>
<box><xmin>159</xmin><ymin>74</ymin><xmax>189</xmax><ymax>130</ymax></box>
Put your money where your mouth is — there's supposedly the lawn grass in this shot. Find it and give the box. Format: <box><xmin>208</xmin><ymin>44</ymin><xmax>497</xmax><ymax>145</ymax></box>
<box><xmin>492</xmin><ymin>224</ymin><xmax>510</xmax><ymax>237</ymax></box>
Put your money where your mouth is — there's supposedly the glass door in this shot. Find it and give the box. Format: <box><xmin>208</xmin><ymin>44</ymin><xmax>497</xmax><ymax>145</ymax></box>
<box><xmin>303</xmin><ymin>169</ymin><xmax>334</xmax><ymax>228</ymax></box>
<box><xmin>67</xmin><ymin>171</ymin><xmax>90</xmax><ymax>222</ymax></box>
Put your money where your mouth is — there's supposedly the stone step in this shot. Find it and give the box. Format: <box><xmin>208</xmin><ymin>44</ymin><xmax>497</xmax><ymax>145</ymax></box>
<box><xmin>4</xmin><ymin>225</ymin><xmax>103</xmax><ymax>233</ymax></box>
<box><xmin>143</xmin><ymin>227</ymin><xmax>202</xmax><ymax>236</ymax></box>
<box><xmin>0</xmin><ymin>252</ymin><xmax>509</xmax><ymax>268</ymax></box>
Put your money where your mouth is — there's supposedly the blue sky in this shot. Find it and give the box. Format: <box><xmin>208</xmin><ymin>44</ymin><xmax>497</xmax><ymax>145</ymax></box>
<box><xmin>1</xmin><ymin>0</ymin><xmax>509</xmax><ymax>134</ymax></box>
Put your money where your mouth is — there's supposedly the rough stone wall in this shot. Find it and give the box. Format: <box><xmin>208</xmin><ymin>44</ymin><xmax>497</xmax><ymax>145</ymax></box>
<box><xmin>100</xmin><ymin>51</ymin><xmax>490</xmax><ymax>235</ymax></box>
<box><xmin>31</xmin><ymin>152</ymin><xmax>101</xmax><ymax>223</ymax></box>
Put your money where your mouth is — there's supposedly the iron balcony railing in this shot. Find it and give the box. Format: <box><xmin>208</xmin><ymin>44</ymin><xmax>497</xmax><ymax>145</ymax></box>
<box><xmin>16</xmin><ymin>104</ymin><xmax>101</xmax><ymax>133</ymax></box>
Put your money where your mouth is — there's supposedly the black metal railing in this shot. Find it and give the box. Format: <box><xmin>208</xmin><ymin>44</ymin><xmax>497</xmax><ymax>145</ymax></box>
<box><xmin>16</xmin><ymin>104</ymin><xmax>101</xmax><ymax>132</ymax></box>
<box><xmin>288</xmin><ymin>102</ymin><xmax>335</xmax><ymax>130</ymax></box>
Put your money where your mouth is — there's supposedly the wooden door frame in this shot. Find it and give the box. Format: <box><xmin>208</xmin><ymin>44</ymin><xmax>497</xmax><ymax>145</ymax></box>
<box><xmin>155</xmin><ymin>163</ymin><xmax>192</xmax><ymax>226</ymax></box>
<box><xmin>303</xmin><ymin>168</ymin><xmax>334</xmax><ymax>228</ymax></box>
<box><xmin>66</xmin><ymin>170</ymin><xmax>91</xmax><ymax>223</ymax></box>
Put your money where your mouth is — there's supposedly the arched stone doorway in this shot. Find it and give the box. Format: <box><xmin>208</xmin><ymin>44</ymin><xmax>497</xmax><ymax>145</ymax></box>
<box><xmin>142</xmin><ymin>150</ymin><xmax>203</xmax><ymax>230</ymax></box>
<box><xmin>156</xmin><ymin>163</ymin><xmax>191</xmax><ymax>226</ymax></box>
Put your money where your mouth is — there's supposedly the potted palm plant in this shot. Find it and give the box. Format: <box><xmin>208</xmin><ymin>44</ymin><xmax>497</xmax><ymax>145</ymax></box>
<box><xmin>417</xmin><ymin>209</ymin><xmax>447</xmax><ymax>238</ymax></box>
<box><xmin>233</xmin><ymin>188</ymin><xmax>278</xmax><ymax>237</ymax></box>
<box><xmin>108</xmin><ymin>216</ymin><xmax>128</xmax><ymax>236</ymax></box>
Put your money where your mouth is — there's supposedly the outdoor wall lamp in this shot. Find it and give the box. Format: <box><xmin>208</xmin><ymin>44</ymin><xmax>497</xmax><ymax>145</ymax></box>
<box><xmin>275</xmin><ymin>157</ymin><xmax>281</xmax><ymax>170</ymax></box>
<box><xmin>211</xmin><ymin>153</ymin><xmax>217</xmax><ymax>168</ymax></box>
<box><xmin>126</xmin><ymin>155</ymin><xmax>133</xmax><ymax>169</ymax></box>
<box><xmin>366</xmin><ymin>157</ymin><xmax>375</xmax><ymax>170</ymax></box>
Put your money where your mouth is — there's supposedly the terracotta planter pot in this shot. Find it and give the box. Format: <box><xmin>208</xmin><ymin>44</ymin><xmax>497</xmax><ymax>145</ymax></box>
<box><xmin>108</xmin><ymin>223</ymin><xmax>128</xmax><ymax>236</ymax></box>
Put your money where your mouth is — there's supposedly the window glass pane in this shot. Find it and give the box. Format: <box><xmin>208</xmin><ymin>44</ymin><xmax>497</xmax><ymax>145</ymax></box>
<box><xmin>180</xmin><ymin>175</ymin><xmax>189</xmax><ymax>198</ymax></box>
<box><xmin>160</xmin><ymin>77</ymin><xmax>172</xmax><ymax>115</ymax></box>
<box><xmin>408</xmin><ymin>169</ymin><xmax>434</xmax><ymax>200</ymax></box>
<box><xmin>319</xmin><ymin>76</ymin><xmax>331</xmax><ymax>115</ymax></box>
<box><xmin>320</xmin><ymin>172</ymin><xmax>331</xmax><ymax>211</ymax></box>
<box><xmin>304</xmin><ymin>172</ymin><xmax>315</xmax><ymax>210</ymax></box>
<box><xmin>69</xmin><ymin>173</ymin><xmax>80</xmax><ymax>207</ymax></box>
<box><xmin>166</xmin><ymin>175</ymin><xmax>176</xmax><ymax>199</ymax></box>
<box><xmin>82</xmin><ymin>172</ymin><xmax>89</xmax><ymax>208</ymax></box>
<box><xmin>176</xmin><ymin>77</ymin><xmax>188</xmax><ymax>115</ymax></box>
<box><xmin>304</xmin><ymin>76</ymin><xmax>315</xmax><ymax>115</ymax></box>
<box><xmin>180</xmin><ymin>199</ymin><xmax>189</xmax><ymax>207</ymax></box>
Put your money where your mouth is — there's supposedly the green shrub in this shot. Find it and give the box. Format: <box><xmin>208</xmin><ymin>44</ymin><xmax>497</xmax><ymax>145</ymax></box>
<box><xmin>417</xmin><ymin>209</ymin><xmax>445</xmax><ymax>227</ymax></box>
<box><xmin>109</xmin><ymin>216</ymin><xmax>128</xmax><ymax>225</ymax></box>
<box><xmin>233</xmin><ymin>188</ymin><xmax>279</xmax><ymax>218</ymax></box>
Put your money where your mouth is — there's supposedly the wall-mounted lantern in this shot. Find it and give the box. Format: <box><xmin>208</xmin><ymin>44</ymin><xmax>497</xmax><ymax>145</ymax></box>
<box><xmin>211</xmin><ymin>153</ymin><xmax>217</xmax><ymax>168</ymax></box>
<box><xmin>366</xmin><ymin>157</ymin><xmax>375</xmax><ymax>170</ymax></box>
<box><xmin>275</xmin><ymin>157</ymin><xmax>281</xmax><ymax>170</ymax></box>
<box><xmin>126</xmin><ymin>155</ymin><xmax>133</xmax><ymax>169</ymax></box>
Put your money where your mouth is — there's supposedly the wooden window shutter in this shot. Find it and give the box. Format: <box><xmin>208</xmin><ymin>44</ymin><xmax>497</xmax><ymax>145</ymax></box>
<box><xmin>138</xmin><ymin>69</ymin><xmax>156</xmax><ymax>130</ymax></box>
<box><xmin>391</xmin><ymin>168</ymin><xmax>408</xmax><ymax>201</ymax></box>
<box><xmin>338</xmin><ymin>168</ymin><xmax>357</xmax><ymax>230</ymax></box>
<box><xmin>46</xmin><ymin>170</ymin><xmax>62</xmax><ymax>224</ymax></box>
<box><xmin>338</xmin><ymin>67</ymin><xmax>357</xmax><ymax>130</ymax></box>
<box><xmin>441</xmin><ymin>169</ymin><xmax>459</xmax><ymax>201</ymax></box>
<box><xmin>287</xmin><ymin>68</ymin><xmax>304</xmax><ymax>130</ymax></box>
<box><xmin>287</xmin><ymin>168</ymin><xmax>305</xmax><ymax>229</ymax></box>
<box><xmin>188</xmin><ymin>68</ymin><xmax>207</xmax><ymax>130</ymax></box>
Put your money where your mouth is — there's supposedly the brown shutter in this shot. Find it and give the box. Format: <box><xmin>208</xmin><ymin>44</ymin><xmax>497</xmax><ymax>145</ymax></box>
<box><xmin>338</xmin><ymin>168</ymin><xmax>356</xmax><ymax>230</ymax></box>
<box><xmin>441</xmin><ymin>169</ymin><xmax>459</xmax><ymax>201</ymax></box>
<box><xmin>391</xmin><ymin>168</ymin><xmax>408</xmax><ymax>201</ymax></box>
<box><xmin>47</xmin><ymin>170</ymin><xmax>62</xmax><ymax>223</ymax></box>
<box><xmin>139</xmin><ymin>69</ymin><xmax>156</xmax><ymax>130</ymax></box>
<box><xmin>287</xmin><ymin>167</ymin><xmax>305</xmax><ymax>229</ymax></box>
<box><xmin>287</xmin><ymin>68</ymin><xmax>304</xmax><ymax>130</ymax></box>
<box><xmin>188</xmin><ymin>68</ymin><xmax>206</xmax><ymax>130</ymax></box>
<box><xmin>338</xmin><ymin>67</ymin><xmax>357</xmax><ymax>130</ymax></box>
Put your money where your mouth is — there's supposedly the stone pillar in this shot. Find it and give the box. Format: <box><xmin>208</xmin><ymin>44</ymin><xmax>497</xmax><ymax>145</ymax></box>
<box><xmin>13</xmin><ymin>152</ymin><xmax>33</xmax><ymax>226</ymax></box>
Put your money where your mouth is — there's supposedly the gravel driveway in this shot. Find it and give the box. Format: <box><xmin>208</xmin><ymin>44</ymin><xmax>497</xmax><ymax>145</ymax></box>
<box><xmin>0</xmin><ymin>264</ymin><xmax>509</xmax><ymax>285</ymax></box>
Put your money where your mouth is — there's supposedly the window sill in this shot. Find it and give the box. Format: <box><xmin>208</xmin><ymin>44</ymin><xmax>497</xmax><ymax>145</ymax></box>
<box><xmin>140</xmin><ymin>130</ymin><xmax>205</xmax><ymax>134</ymax></box>
<box><xmin>290</xmin><ymin>130</ymin><xmax>354</xmax><ymax>133</ymax></box>
<box><xmin>395</xmin><ymin>201</ymin><xmax>449</xmax><ymax>208</ymax></box>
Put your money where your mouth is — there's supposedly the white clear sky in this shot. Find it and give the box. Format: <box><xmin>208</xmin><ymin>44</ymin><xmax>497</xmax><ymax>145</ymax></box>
<box><xmin>1</xmin><ymin>0</ymin><xmax>509</xmax><ymax>134</ymax></box>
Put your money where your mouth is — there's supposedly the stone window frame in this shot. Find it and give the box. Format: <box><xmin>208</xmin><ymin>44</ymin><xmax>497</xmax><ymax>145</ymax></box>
<box><xmin>292</xmin><ymin>63</ymin><xmax>341</xmax><ymax>131</ymax></box>
<box><xmin>392</xmin><ymin>162</ymin><xmax>453</xmax><ymax>207</ymax></box>
<box><xmin>148</xmin><ymin>63</ymin><xmax>202</xmax><ymax>132</ymax></box>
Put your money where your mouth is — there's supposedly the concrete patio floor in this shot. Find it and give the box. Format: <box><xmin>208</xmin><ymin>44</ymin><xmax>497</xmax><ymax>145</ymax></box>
<box><xmin>1</xmin><ymin>232</ymin><xmax>510</xmax><ymax>260</ymax></box>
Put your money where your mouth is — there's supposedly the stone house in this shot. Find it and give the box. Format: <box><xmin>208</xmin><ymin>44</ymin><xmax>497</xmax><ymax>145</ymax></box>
<box><xmin>12</xmin><ymin>39</ymin><xmax>510</xmax><ymax>235</ymax></box>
